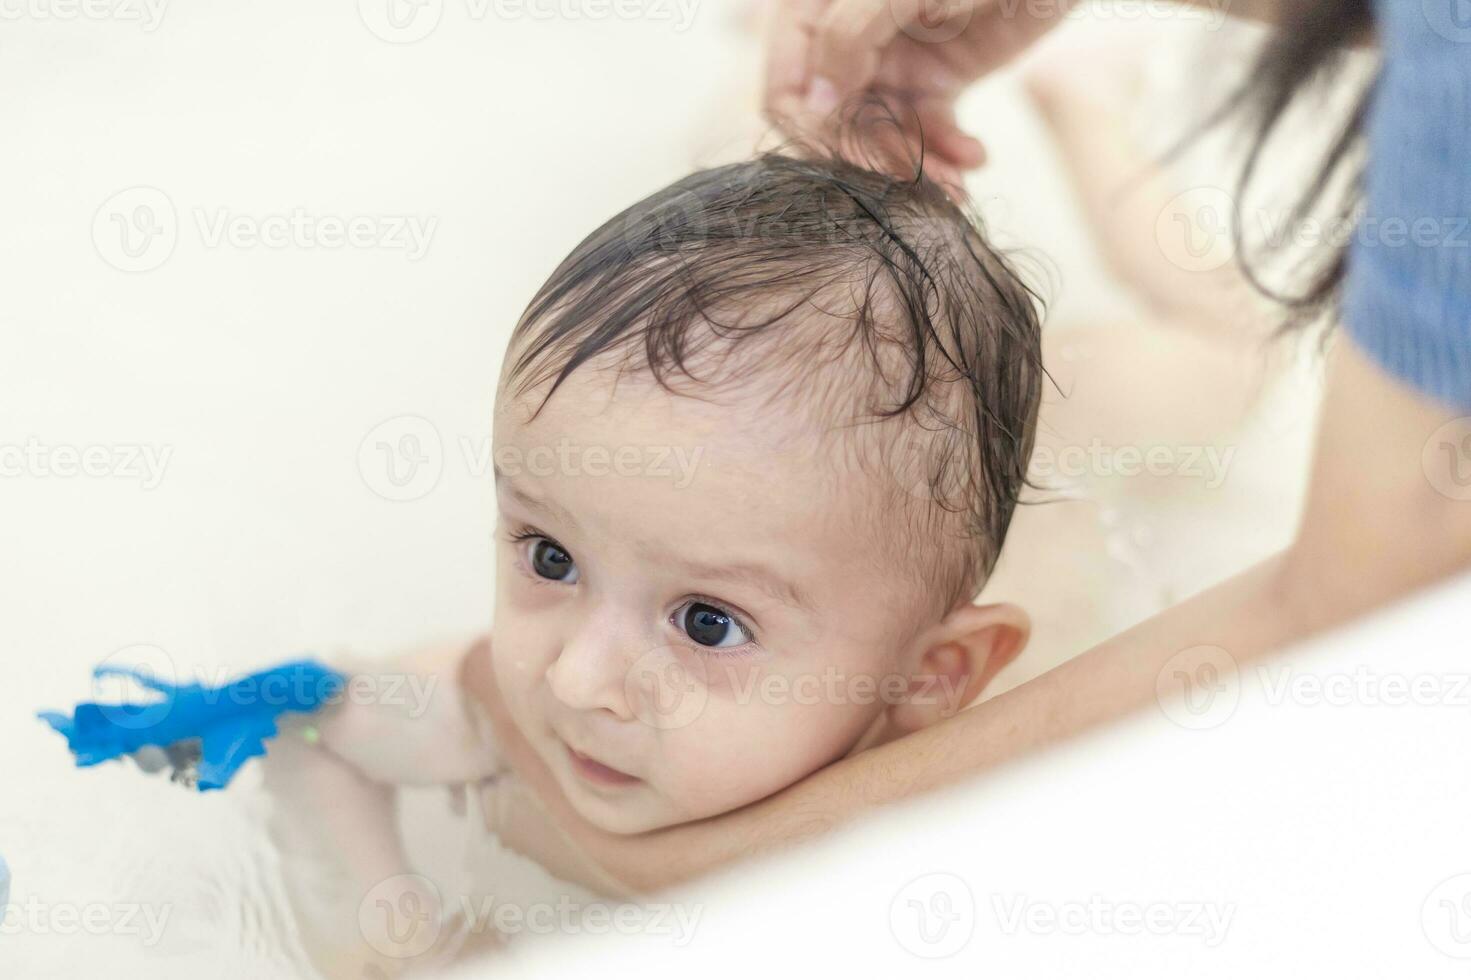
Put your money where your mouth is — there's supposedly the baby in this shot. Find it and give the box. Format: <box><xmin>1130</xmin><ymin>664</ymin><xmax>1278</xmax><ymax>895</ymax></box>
<box><xmin>268</xmin><ymin>148</ymin><xmax>1044</xmax><ymax>974</ymax></box>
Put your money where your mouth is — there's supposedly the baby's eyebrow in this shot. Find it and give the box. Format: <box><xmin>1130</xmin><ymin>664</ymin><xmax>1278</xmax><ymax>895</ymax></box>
<box><xmin>494</xmin><ymin>469</ymin><xmax>580</xmax><ymax>530</ymax></box>
<box><xmin>671</xmin><ymin>557</ymin><xmax>809</xmax><ymax>612</ymax></box>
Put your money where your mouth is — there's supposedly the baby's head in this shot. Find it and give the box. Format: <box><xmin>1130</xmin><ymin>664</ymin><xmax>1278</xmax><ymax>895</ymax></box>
<box><xmin>491</xmin><ymin>151</ymin><xmax>1043</xmax><ymax>833</ymax></box>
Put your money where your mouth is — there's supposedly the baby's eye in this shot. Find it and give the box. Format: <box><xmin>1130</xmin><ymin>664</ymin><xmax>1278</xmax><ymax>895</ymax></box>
<box><xmin>675</xmin><ymin>601</ymin><xmax>751</xmax><ymax>649</ymax></box>
<box><xmin>528</xmin><ymin>538</ymin><xmax>579</xmax><ymax>584</ymax></box>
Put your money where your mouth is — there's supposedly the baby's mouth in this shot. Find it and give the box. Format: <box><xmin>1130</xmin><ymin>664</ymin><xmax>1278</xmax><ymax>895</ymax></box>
<box><xmin>563</xmin><ymin>742</ymin><xmax>641</xmax><ymax>788</ymax></box>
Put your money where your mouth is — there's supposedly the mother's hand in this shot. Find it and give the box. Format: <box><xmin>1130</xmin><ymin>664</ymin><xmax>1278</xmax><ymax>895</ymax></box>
<box><xmin>763</xmin><ymin>0</ymin><xmax>1071</xmax><ymax>187</ymax></box>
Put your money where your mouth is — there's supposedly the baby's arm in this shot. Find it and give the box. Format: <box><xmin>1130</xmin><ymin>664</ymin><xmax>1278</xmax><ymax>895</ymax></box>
<box><xmin>261</xmin><ymin>637</ymin><xmax>503</xmax><ymax>978</ymax></box>
<box><xmin>313</xmin><ymin>637</ymin><xmax>504</xmax><ymax>786</ymax></box>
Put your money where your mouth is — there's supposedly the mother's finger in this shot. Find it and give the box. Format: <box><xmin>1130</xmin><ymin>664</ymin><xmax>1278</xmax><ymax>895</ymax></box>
<box><xmin>829</xmin><ymin>93</ymin><xmax>977</xmax><ymax>199</ymax></box>
<box><xmin>912</xmin><ymin>94</ymin><xmax>986</xmax><ymax>170</ymax></box>
<box><xmin>809</xmin><ymin>0</ymin><xmax>946</xmax><ymax>96</ymax></box>
<box><xmin>762</xmin><ymin>0</ymin><xmax>828</xmax><ymax>126</ymax></box>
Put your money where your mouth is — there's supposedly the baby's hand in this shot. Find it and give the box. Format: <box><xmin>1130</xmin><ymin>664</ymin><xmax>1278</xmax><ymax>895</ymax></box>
<box><xmin>314</xmin><ymin>636</ymin><xmax>505</xmax><ymax>787</ymax></box>
<box><xmin>261</xmin><ymin>637</ymin><xmax>504</xmax><ymax>978</ymax></box>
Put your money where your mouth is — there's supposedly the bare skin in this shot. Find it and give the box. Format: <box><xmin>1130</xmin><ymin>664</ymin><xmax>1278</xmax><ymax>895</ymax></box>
<box><xmin>764</xmin><ymin>0</ymin><xmax>1353</xmax><ymax>195</ymax></box>
<box><xmin>274</xmin><ymin>0</ymin><xmax>1466</xmax><ymax>930</ymax></box>
<box><xmin>439</xmin><ymin>0</ymin><xmax>1461</xmax><ymax>897</ymax></box>
<box><xmin>462</xmin><ymin>331</ymin><xmax>1471</xmax><ymax>896</ymax></box>
<box><xmin>301</xmin><ymin>1</ymin><xmax>1464</xmax><ymax>893</ymax></box>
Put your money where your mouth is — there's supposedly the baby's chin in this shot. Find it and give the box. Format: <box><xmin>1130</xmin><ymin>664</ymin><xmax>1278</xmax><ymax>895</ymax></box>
<box><xmin>556</xmin><ymin>768</ymin><xmax>734</xmax><ymax>835</ymax></box>
<box><xmin>560</xmin><ymin>780</ymin><xmax>681</xmax><ymax>835</ymax></box>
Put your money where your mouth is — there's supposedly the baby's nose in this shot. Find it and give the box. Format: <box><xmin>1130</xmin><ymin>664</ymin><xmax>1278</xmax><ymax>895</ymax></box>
<box><xmin>545</xmin><ymin>621</ymin><xmax>636</xmax><ymax>721</ymax></box>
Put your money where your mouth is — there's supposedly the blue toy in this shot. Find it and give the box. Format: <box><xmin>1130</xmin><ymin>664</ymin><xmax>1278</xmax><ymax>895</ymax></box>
<box><xmin>39</xmin><ymin>659</ymin><xmax>345</xmax><ymax>791</ymax></box>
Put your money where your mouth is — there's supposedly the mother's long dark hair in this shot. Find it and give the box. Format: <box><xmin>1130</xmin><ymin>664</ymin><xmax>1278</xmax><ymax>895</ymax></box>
<box><xmin>1197</xmin><ymin>0</ymin><xmax>1377</xmax><ymax>330</ymax></box>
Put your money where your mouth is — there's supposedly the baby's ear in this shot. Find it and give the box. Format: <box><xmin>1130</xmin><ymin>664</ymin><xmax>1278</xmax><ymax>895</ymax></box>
<box><xmin>887</xmin><ymin>602</ymin><xmax>1030</xmax><ymax>735</ymax></box>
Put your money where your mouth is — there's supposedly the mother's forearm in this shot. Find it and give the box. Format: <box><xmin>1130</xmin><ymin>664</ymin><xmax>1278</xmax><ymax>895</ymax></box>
<box><xmin>737</xmin><ymin>339</ymin><xmax>1471</xmax><ymax>867</ymax></box>
<box><xmin>741</xmin><ymin>553</ymin><xmax>1294</xmax><ymax>830</ymax></box>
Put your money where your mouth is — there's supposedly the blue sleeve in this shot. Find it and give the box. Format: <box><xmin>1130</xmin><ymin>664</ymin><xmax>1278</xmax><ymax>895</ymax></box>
<box><xmin>1341</xmin><ymin>0</ymin><xmax>1471</xmax><ymax>411</ymax></box>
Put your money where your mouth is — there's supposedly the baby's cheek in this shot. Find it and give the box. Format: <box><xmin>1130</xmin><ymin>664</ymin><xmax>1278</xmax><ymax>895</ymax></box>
<box><xmin>659</xmin><ymin>688</ymin><xmax>880</xmax><ymax>819</ymax></box>
<box><xmin>490</xmin><ymin>625</ymin><xmax>555</xmax><ymax>716</ymax></box>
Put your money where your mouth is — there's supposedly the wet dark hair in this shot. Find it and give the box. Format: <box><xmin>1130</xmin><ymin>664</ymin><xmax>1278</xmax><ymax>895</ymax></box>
<box><xmin>1192</xmin><ymin>0</ymin><xmax>1377</xmax><ymax>329</ymax></box>
<box><xmin>505</xmin><ymin>148</ymin><xmax>1045</xmax><ymax>608</ymax></box>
